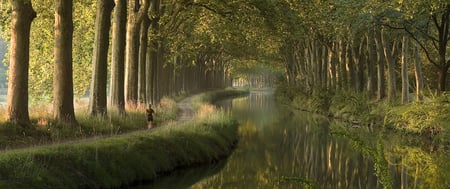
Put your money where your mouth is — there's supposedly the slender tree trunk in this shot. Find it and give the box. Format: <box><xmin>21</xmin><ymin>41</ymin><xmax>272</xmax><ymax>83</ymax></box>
<box><xmin>53</xmin><ymin>0</ymin><xmax>77</xmax><ymax>124</ymax></box>
<box><xmin>366</xmin><ymin>31</ymin><xmax>376</xmax><ymax>97</ymax></box>
<box><xmin>401</xmin><ymin>36</ymin><xmax>409</xmax><ymax>104</ymax></box>
<box><xmin>110</xmin><ymin>0</ymin><xmax>127</xmax><ymax>114</ymax></box>
<box><xmin>381</xmin><ymin>29</ymin><xmax>397</xmax><ymax>103</ymax></box>
<box><xmin>375</xmin><ymin>26</ymin><xmax>386</xmax><ymax>100</ymax></box>
<box><xmin>6</xmin><ymin>0</ymin><xmax>36</xmax><ymax>126</ymax></box>
<box><xmin>328</xmin><ymin>45</ymin><xmax>336</xmax><ymax>90</ymax></box>
<box><xmin>138</xmin><ymin>16</ymin><xmax>150</xmax><ymax>104</ymax></box>
<box><xmin>347</xmin><ymin>41</ymin><xmax>356</xmax><ymax>90</ymax></box>
<box><xmin>356</xmin><ymin>39</ymin><xmax>365</xmax><ymax>92</ymax></box>
<box><xmin>414</xmin><ymin>43</ymin><xmax>424</xmax><ymax>101</ymax></box>
<box><xmin>338</xmin><ymin>39</ymin><xmax>348</xmax><ymax>90</ymax></box>
<box><xmin>89</xmin><ymin>0</ymin><xmax>115</xmax><ymax>116</ymax></box>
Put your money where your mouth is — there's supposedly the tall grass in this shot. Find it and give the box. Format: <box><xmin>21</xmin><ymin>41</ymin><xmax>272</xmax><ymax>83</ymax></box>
<box><xmin>0</xmin><ymin>97</ymin><xmax>178</xmax><ymax>149</ymax></box>
<box><xmin>0</xmin><ymin>89</ymin><xmax>243</xmax><ymax>188</ymax></box>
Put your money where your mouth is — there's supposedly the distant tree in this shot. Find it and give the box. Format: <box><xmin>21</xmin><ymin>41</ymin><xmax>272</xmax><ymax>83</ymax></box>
<box><xmin>6</xmin><ymin>0</ymin><xmax>36</xmax><ymax>126</ymax></box>
<box><xmin>89</xmin><ymin>0</ymin><xmax>115</xmax><ymax>116</ymax></box>
<box><xmin>53</xmin><ymin>0</ymin><xmax>77</xmax><ymax>124</ymax></box>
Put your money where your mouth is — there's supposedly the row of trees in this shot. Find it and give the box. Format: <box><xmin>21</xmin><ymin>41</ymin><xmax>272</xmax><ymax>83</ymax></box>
<box><xmin>267</xmin><ymin>1</ymin><xmax>450</xmax><ymax>104</ymax></box>
<box><xmin>2</xmin><ymin>0</ymin><xmax>257</xmax><ymax>127</ymax></box>
<box><xmin>9</xmin><ymin>0</ymin><xmax>437</xmax><ymax>126</ymax></box>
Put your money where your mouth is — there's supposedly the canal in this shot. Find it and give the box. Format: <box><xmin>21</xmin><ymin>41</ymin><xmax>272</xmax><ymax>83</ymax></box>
<box><xmin>133</xmin><ymin>90</ymin><xmax>450</xmax><ymax>189</ymax></box>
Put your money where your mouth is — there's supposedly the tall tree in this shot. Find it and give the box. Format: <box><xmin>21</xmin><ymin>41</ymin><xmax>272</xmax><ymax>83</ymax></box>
<box><xmin>110</xmin><ymin>0</ymin><xmax>127</xmax><ymax>114</ymax></box>
<box><xmin>148</xmin><ymin>0</ymin><xmax>160</xmax><ymax>104</ymax></box>
<box><xmin>381</xmin><ymin>28</ymin><xmax>397</xmax><ymax>103</ymax></box>
<box><xmin>53</xmin><ymin>0</ymin><xmax>77</xmax><ymax>124</ymax></box>
<box><xmin>413</xmin><ymin>43</ymin><xmax>424</xmax><ymax>101</ymax></box>
<box><xmin>401</xmin><ymin>35</ymin><xmax>409</xmax><ymax>104</ymax></box>
<box><xmin>125</xmin><ymin>0</ymin><xmax>149</xmax><ymax>107</ymax></box>
<box><xmin>138</xmin><ymin>6</ymin><xmax>150</xmax><ymax>104</ymax></box>
<box><xmin>89</xmin><ymin>0</ymin><xmax>115</xmax><ymax>116</ymax></box>
<box><xmin>374</xmin><ymin>25</ymin><xmax>386</xmax><ymax>100</ymax></box>
<box><xmin>6</xmin><ymin>0</ymin><xmax>36</xmax><ymax>126</ymax></box>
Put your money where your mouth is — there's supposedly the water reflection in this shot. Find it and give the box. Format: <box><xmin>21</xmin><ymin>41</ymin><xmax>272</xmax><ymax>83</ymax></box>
<box><xmin>134</xmin><ymin>90</ymin><xmax>450</xmax><ymax>189</ymax></box>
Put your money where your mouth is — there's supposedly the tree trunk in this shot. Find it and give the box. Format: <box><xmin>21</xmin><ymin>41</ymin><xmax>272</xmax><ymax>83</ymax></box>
<box><xmin>138</xmin><ymin>16</ymin><xmax>150</xmax><ymax>104</ymax></box>
<box><xmin>6</xmin><ymin>0</ymin><xmax>36</xmax><ymax>127</ymax></box>
<box><xmin>374</xmin><ymin>26</ymin><xmax>386</xmax><ymax>100</ymax></box>
<box><xmin>89</xmin><ymin>0</ymin><xmax>115</xmax><ymax>116</ymax></box>
<box><xmin>381</xmin><ymin>28</ymin><xmax>397</xmax><ymax>103</ymax></box>
<box><xmin>401</xmin><ymin>36</ymin><xmax>409</xmax><ymax>104</ymax></box>
<box><xmin>53</xmin><ymin>0</ymin><xmax>77</xmax><ymax>124</ymax></box>
<box><xmin>329</xmin><ymin>42</ymin><xmax>337</xmax><ymax>90</ymax></box>
<box><xmin>125</xmin><ymin>0</ymin><xmax>149</xmax><ymax>107</ymax></box>
<box><xmin>338</xmin><ymin>39</ymin><xmax>348</xmax><ymax>90</ymax></box>
<box><xmin>414</xmin><ymin>43</ymin><xmax>424</xmax><ymax>101</ymax></box>
<box><xmin>436</xmin><ymin>4</ymin><xmax>450</xmax><ymax>92</ymax></box>
<box><xmin>110</xmin><ymin>0</ymin><xmax>127</xmax><ymax>114</ymax></box>
<box><xmin>346</xmin><ymin>41</ymin><xmax>356</xmax><ymax>90</ymax></box>
<box><xmin>366</xmin><ymin>31</ymin><xmax>376</xmax><ymax>97</ymax></box>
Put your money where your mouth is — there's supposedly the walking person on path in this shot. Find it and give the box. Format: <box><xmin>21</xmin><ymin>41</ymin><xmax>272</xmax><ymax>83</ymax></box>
<box><xmin>146</xmin><ymin>104</ymin><xmax>155</xmax><ymax>129</ymax></box>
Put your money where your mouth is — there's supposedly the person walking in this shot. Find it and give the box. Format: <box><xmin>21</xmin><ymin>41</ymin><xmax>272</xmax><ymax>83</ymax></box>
<box><xmin>146</xmin><ymin>104</ymin><xmax>155</xmax><ymax>129</ymax></box>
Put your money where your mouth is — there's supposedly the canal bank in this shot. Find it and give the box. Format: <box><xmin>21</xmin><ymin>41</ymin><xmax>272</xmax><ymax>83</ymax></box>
<box><xmin>140</xmin><ymin>90</ymin><xmax>449</xmax><ymax>189</ymax></box>
<box><xmin>0</xmin><ymin>89</ymin><xmax>248</xmax><ymax>189</ymax></box>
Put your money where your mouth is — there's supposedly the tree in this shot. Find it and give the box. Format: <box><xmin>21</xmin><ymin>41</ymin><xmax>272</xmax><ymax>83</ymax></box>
<box><xmin>138</xmin><ymin>7</ymin><xmax>150</xmax><ymax>104</ymax></box>
<box><xmin>110</xmin><ymin>0</ymin><xmax>127</xmax><ymax>114</ymax></box>
<box><xmin>401</xmin><ymin>35</ymin><xmax>409</xmax><ymax>104</ymax></box>
<box><xmin>53</xmin><ymin>0</ymin><xmax>77</xmax><ymax>124</ymax></box>
<box><xmin>125</xmin><ymin>0</ymin><xmax>149</xmax><ymax>107</ymax></box>
<box><xmin>6</xmin><ymin>0</ymin><xmax>36</xmax><ymax>126</ymax></box>
<box><xmin>89</xmin><ymin>0</ymin><xmax>115</xmax><ymax>116</ymax></box>
<box><xmin>413</xmin><ymin>43</ymin><xmax>424</xmax><ymax>101</ymax></box>
<box><xmin>146</xmin><ymin>0</ymin><xmax>160</xmax><ymax>104</ymax></box>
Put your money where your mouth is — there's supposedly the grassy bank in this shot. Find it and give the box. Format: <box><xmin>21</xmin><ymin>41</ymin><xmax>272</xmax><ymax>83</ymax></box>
<box><xmin>0</xmin><ymin>97</ymin><xmax>178</xmax><ymax>150</ymax></box>
<box><xmin>0</xmin><ymin>89</ymin><xmax>245</xmax><ymax>188</ymax></box>
<box><xmin>0</xmin><ymin>114</ymin><xmax>238</xmax><ymax>188</ymax></box>
<box><xmin>275</xmin><ymin>85</ymin><xmax>450</xmax><ymax>144</ymax></box>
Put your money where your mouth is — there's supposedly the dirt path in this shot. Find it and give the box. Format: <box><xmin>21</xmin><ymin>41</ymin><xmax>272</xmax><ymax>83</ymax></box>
<box><xmin>176</xmin><ymin>96</ymin><xmax>196</xmax><ymax>122</ymax></box>
<box><xmin>1</xmin><ymin>96</ymin><xmax>196</xmax><ymax>152</ymax></box>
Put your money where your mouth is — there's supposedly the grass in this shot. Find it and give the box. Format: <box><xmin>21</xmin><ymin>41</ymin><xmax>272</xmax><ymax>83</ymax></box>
<box><xmin>0</xmin><ymin>89</ymin><xmax>245</xmax><ymax>188</ymax></box>
<box><xmin>0</xmin><ymin>97</ymin><xmax>178</xmax><ymax>150</ymax></box>
<box><xmin>0</xmin><ymin>114</ymin><xmax>238</xmax><ymax>189</ymax></box>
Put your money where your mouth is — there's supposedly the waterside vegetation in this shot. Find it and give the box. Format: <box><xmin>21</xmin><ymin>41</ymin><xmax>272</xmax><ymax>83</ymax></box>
<box><xmin>276</xmin><ymin>85</ymin><xmax>450</xmax><ymax>145</ymax></box>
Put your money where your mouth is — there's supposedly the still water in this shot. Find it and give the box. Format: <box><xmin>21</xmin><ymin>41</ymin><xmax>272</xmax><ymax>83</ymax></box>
<box><xmin>134</xmin><ymin>90</ymin><xmax>450</xmax><ymax>189</ymax></box>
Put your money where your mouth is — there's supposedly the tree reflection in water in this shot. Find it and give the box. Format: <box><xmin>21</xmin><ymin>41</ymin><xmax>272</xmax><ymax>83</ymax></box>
<box><xmin>136</xmin><ymin>91</ymin><xmax>450</xmax><ymax>189</ymax></box>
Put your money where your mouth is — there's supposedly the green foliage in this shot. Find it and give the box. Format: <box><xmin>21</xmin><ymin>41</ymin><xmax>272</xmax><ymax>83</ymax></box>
<box><xmin>385</xmin><ymin>101</ymin><xmax>450</xmax><ymax>137</ymax></box>
<box><xmin>329</xmin><ymin>90</ymin><xmax>372</xmax><ymax>122</ymax></box>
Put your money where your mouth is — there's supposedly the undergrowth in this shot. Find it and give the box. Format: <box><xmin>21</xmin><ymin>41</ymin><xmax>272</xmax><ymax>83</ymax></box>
<box><xmin>275</xmin><ymin>84</ymin><xmax>449</xmax><ymax>141</ymax></box>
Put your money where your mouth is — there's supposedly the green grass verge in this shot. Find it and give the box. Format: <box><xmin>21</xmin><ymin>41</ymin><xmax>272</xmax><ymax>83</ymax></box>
<box><xmin>0</xmin><ymin>89</ymin><xmax>244</xmax><ymax>188</ymax></box>
<box><xmin>190</xmin><ymin>88</ymin><xmax>250</xmax><ymax>110</ymax></box>
<box><xmin>0</xmin><ymin>116</ymin><xmax>238</xmax><ymax>189</ymax></box>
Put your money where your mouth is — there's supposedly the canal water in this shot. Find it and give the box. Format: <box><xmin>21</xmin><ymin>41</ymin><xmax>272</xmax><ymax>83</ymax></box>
<box><xmin>133</xmin><ymin>90</ymin><xmax>450</xmax><ymax>189</ymax></box>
